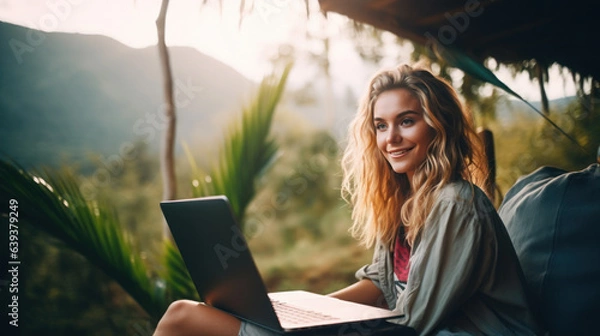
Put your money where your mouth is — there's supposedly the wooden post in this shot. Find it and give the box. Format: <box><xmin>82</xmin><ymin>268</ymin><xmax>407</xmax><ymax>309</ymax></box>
<box><xmin>477</xmin><ymin>128</ymin><xmax>496</xmax><ymax>204</ymax></box>
<box><xmin>156</xmin><ymin>0</ymin><xmax>177</xmax><ymax>239</ymax></box>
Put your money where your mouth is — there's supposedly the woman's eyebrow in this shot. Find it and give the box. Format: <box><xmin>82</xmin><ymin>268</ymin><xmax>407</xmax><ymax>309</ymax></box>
<box><xmin>373</xmin><ymin>110</ymin><xmax>419</xmax><ymax>122</ymax></box>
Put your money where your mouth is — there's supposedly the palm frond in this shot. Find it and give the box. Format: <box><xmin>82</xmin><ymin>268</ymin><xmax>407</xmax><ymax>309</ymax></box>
<box><xmin>165</xmin><ymin>64</ymin><xmax>292</xmax><ymax>301</ymax></box>
<box><xmin>434</xmin><ymin>45</ymin><xmax>588</xmax><ymax>154</ymax></box>
<box><xmin>162</xmin><ymin>239</ymin><xmax>199</xmax><ymax>301</ymax></box>
<box><xmin>191</xmin><ymin>63</ymin><xmax>292</xmax><ymax>221</ymax></box>
<box><xmin>0</xmin><ymin>160</ymin><xmax>165</xmax><ymax>320</ymax></box>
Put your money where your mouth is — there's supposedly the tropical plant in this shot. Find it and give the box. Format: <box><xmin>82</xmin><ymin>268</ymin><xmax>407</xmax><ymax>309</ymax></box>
<box><xmin>167</xmin><ymin>62</ymin><xmax>292</xmax><ymax>301</ymax></box>
<box><xmin>0</xmin><ymin>64</ymin><xmax>292</xmax><ymax>326</ymax></box>
<box><xmin>186</xmin><ymin>63</ymin><xmax>292</xmax><ymax>222</ymax></box>
<box><xmin>0</xmin><ymin>162</ymin><xmax>167</xmax><ymax>321</ymax></box>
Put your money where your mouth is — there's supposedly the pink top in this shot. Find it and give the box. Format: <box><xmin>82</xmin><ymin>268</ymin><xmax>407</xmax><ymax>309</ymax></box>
<box><xmin>393</xmin><ymin>228</ymin><xmax>410</xmax><ymax>282</ymax></box>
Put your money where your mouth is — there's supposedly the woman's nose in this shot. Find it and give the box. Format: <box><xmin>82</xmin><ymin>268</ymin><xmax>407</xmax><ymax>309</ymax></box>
<box><xmin>387</xmin><ymin>126</ymin><xmax>402</xmax><ymax>143</ymax></box>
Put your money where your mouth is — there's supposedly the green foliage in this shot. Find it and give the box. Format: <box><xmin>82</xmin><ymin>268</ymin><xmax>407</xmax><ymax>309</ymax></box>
<box><xmin>492</xmin><ymin>95</ymin><xmax>600</xmax><ymax>195</ymax></box>
<box><xmin>164</xmin><ymin>63</ymin><xmax>294</xmax><ymax>303</ymax></box>
<box><xmin>162</xmin><ymin>239</ymin><xmax>199</xmax><ymax>301</ymax></box>
<box><xmin>410</xmin><ymin>44</ymin><xmax>502</xmax><ymax>129</ymax></box>
<box><xmin>0</xmin><ymin>65</ymin><xmax>294</xmax><ymax>333</ymax></box>
<box><xmin>186</xmin><ymin>63</ymin><xmax>293</xmax><ymax>222</ymax></box>
<box><xmin>86</xmin><ymin>140</ymin><xmax>163</xmax><ymax>249</ymax></box>
<box><xmin>0</xmin><ymin>160</ymin><xmax>166</xmax><ymax>321</ymax></box>
<box><xmin>243</xmin><ymin>120</ymin><xmax>371</xmax><ymax>294</ymax></box>
<box><xmin>18</xmin><ymin>226</ymin><xmax>149</xmax><ymax>335</ymax></box>
<box><xmin>1</xmin><ymin>141</ymin><xmax>164</xmax><ymax>334</ymax></box>
<box><xmin>250</xmin><ymin>129</ymin><xmax>342</xmax><ymax>246</ymax></box>
<box><xmin>4</xmin><ymin>34</ymin><xmax>596</xmax><ymax>333</ymax></box>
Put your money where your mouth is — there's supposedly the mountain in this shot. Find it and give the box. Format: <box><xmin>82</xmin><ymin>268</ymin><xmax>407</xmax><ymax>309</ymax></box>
<box><xmin>0</xmin><ymin>21</ymin><xmax>580</xmax><ymax>170</ymax></box>
<box><xmin>495</xmin><ymin>96</ymin><xmax>577</xmax><ymax>125</ymax></box>
<box><xmin>0</xmin><ymin>21</ymin><xmax>255</xmax><ymax>169</ymax></box>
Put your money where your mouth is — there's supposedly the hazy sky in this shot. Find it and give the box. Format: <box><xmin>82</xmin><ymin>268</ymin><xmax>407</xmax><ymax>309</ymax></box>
<box><xmin>0</xmin><ymin>0</ymin><xmax>576</xmax><ymax>101</ymax></box>
<box><xmin>0</xmin><ymin>0</ymin><xmax>302</xmax><ymax>79</ymax></box>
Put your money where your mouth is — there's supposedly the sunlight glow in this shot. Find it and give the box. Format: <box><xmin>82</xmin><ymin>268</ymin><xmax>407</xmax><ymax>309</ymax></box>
<box><xmin>0</xmin><ymin>0</ymin><xmax>305</xmax><ymax>81</ymax></box>
<box><xmin>0</xmin><ymin>0</ymin><xmax>577</xmax><ymax>101</ymax></box>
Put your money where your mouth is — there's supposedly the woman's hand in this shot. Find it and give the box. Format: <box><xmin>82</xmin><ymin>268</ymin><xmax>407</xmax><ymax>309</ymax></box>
<box><xmin>328</xmin><ymin>279</ymin><xmax>388</xmax><ymax>309</ymax></box>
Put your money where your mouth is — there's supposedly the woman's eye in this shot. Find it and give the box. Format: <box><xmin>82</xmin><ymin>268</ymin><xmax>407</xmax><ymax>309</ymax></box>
<box><xmin>401</xmin><ymin>118</ymin><xmax>414</xmax><ymax>126</ymax></box>
<box><xmin>375</xmin><ymin>123</ymin><xmax>387</xmax><ymax>131</ymax></box>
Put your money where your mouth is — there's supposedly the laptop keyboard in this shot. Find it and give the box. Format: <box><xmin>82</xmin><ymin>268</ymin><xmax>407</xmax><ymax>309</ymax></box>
<box><xmin>271</xmin><ymin>299</ymin><xmax>340</xmax><ymax>325</ymax></box>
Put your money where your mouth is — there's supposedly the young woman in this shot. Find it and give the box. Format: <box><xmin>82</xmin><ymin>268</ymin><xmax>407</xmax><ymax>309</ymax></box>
<box><xmin>153</xmin><ymin>64</ymin><xmax>542</xmax><ymax>335</ymax></box>
<box><xmin>330</xmin><ymin>64</ymin><xmax>542</xmax><ymax>335</ymax></box>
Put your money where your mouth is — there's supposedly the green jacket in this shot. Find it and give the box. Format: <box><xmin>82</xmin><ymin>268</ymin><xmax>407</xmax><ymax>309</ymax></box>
<box><xmin>356</xmin><ymin>180</ymin><xmax>542</xmax><ymax>335</ymax></box>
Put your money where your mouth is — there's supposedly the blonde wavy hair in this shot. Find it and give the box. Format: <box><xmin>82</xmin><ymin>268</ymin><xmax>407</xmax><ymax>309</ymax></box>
<box><xmin>341</xmin><ymin>64</ymin><xmax>489</xmax><ymax>249</ymax></box>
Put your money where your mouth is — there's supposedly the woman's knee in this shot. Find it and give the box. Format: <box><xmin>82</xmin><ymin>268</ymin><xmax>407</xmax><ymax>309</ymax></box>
<box><xmin>155</xmin><ymin>300</ymin><xmax>201</xmax><ymax>333</ymax></box>
<box><xmin>155</xmin><ymin>300</ymin><xmax>241</xmax><ymax>336</ymax></box>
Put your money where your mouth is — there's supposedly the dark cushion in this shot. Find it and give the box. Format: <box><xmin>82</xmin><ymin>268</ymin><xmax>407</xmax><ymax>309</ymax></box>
<box><xmin>498</xmin><ymin>163</ymin><xmax>600</xmax><ymax>335</ymax></box>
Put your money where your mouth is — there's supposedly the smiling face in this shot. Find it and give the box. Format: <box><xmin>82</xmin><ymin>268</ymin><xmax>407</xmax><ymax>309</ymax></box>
<box><xmin>373</xmin><ymin>88</ymin><xmax>436</xmax><ymax>181</ymax></box>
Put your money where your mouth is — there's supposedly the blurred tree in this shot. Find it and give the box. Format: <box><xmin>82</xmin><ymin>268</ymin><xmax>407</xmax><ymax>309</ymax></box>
<box><xmin>491</xmin><ymin>88</ymin><xmax>600</xmax><ymax>194</ymax></box>
<box><xmin>88</xmin><ymin>140</ymin><xmax>163</xmax><ymax>253</ymax></box>
<box><xmin>154</xmin><ymin>0</ymin><xmax>311</xmax><ymax>238</ymax></box>
<box><xmin>186</xmin><ymin>63</ymin><xmax>292</xmax><ymax>222</ymax></box>
<box><xmin>343</xmin><ymin>21</ymin><xmax>502</xmax><ymax>128</ymax></box>
<box><xmin>0</xmin><ymin>66</ymin><xmax>292</xmax><ymax>333</ymax></box>
<box><xmin>410</xmin><ymin>43</ymin><xmax>503</xmax><ymax>127</ymax></box>
<box><xmin>155</xmin><ymin>0</ymin><xmax>178</xmax><ymax>240</ymax></box>
<box><xmin>506</xmin><ymin>59</ymin><xmax>551</xmax><ymax>115</ymax></box>
<box><xmin>20</xmin><ymin>225</ymin><xmax>148</xmax><ymax>335</ymax></box>
<box><xmin>253</xmin><ymin>128</ymin><xmax>341</xmax><ymax>246</ymax></box>
<box><xmin>347</xmin><ymin>22</ymin><xmax>388</xmax><ymax>64</ymax></box>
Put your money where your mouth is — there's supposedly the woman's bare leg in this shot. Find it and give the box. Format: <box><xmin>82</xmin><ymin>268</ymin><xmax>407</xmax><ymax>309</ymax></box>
<box><xmin>154</xmin><ymin>300</ymin><xmax>242</xmax><ymax>336</ymax></box>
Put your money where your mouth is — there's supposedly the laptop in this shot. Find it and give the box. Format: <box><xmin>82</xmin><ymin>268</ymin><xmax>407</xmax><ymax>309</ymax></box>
<box><xmin>160</xmin><ymin>195</ymin><xmax>404</xmax><ymax>333</ymax></box>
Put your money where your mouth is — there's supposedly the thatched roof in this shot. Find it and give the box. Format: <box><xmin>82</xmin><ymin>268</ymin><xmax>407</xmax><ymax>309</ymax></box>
<box><xmin>318</xmin><ymin>0</ymin><xmax>599</xmax><ymax>80</ymax></box>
